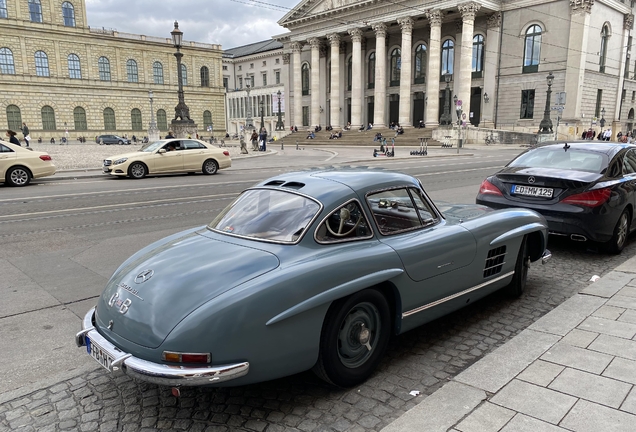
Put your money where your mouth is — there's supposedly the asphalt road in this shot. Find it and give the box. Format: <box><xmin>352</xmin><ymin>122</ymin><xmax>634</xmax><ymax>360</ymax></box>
<box><xmin>1</xmin><ymin>147</ymin><xmax>635</xmax><ymax>431</ymax></box>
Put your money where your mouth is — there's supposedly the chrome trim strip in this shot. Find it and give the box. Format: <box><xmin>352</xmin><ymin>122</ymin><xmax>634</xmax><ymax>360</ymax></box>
<box><xmin>483</xmin><ymin>261</ymin><xmax>507</xmax><ymax>271</ymax></box>
<box><xmin>485</xmin><ymin>253</ymin><xmax>506</xmax><ymax>261</ymax></box>
<box><xmin>77</xmin><ymin>308</ymin><xmax>249</xmax><ymax>386</ymax></box>
<box><xmin>402</xmin><ymin>271</ymin><xmax>514</xmax><ymax>318</ymax></box>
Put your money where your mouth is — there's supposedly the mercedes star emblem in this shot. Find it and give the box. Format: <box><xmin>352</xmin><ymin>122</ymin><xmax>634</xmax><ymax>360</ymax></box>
<box><xmin>528</xmin><ymin>176</ymin><xmax>536</xmax><ymax>184</ymax></box>
<box><xmin>134</xmin><ymin>269</ymin><xmax>154</xmax><ymax>284</ymax></box>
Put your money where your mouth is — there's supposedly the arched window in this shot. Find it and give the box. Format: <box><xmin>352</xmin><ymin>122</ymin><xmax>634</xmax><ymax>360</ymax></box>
<box><xmin>6</xmin><ymin>105</ymin><xmax>22</xmax><ymax>131</ymax></box>
<box><xmin>67</xmin><ymin>54</ymin><xmax>81</xmax><ymax>79</ymax></box>
<box><xmin>441</xmin><ymin>40</ymin><xmax>454</xmax><ymax>77</ymax></box>
<box><xmin>98</xmin><ymin>56</ymin><xmax>110</xmax><ymax>81</ymax></box>
<box><xmin>347</xmin><ymin>57</ymin><xmax>352</xmax><ymax>91</ymax></box>
<box><xmin>301</xmin><ymin>63</ymin><xmax>309</xmax><ymax>95</ymax></box>
<box><xmin>156</xmin><ymin>109</ymin><xmax>167</xmax><ymax>131</ymax></box>
<box><xmin>200</xmin><ymin>66</ymin><xmax>209</xmax><ymax>87</ymax></box>
<box><xmin>126</xmin><ymin>59</ymin><xmax>138</xmax><ymax>83</ymax></box>
<box><xmin>131</xmin><ymin>108</ymin><xmax>142</xmax><ymax>131</ymax></box>
<box><xmin>73</xmin><ymin>106</ymin><xmax>87</xmax><ymax>130</ymax></box>
<box><xmin>390</xmin><ymin>48</ymin><xmax>401</xmax><ymax>86</ymax></box>
<box><xmin>472</xmin><ymin>35</ymin><xmax>484</xmax><ymax>77</ymax></box>
<box><xmin>28</xmin><ymin>0</ymin><xmax>42</xmax><ymax>23</ymax></box>
<box><xmin>0</xmin><ymin>47</ymin><xmax>15</xmax><ymax>74</ymax></box>
<box><xmin>153</xmin><ymin>61</ymin><xmax>163</xmax><ymax>84</ymax></box>
<box><xmin>203</xmin><ymin>110</ymin><xmax>213</xmax><ymax>129</ymax></box>
<box><xmin>414</xmin><ymin>44</ymin><xmax>426</xmax><ymax>84</ymax></box>
<box><xmin>181</xmin><ymin>64</ymin><xmax>188</xmax><ymax>86</ymax></box>
<box><xmin>523</xmin><ymin>25</ymin><xmax>542</xmax><ymax>73</ymax></box>
<box><xmin>41</xmin><ymin>106</ymin><xmax>56</xmax><ymax>130</ymax></box>
<box><xmin>368</xmin><ymin>52</ymin><xmax>376</xmax><ymax>89</ymax></box>
<box><xmin>62</xmin><ymin>2</ymin><xmax>75</xmax><ymax>27</ymax></box>
<box><xmin>103</xmin><ymin>107</ymin><xmax>116</xmax><ymax>130</ymax></box>
<box><xmin>35</xmin><ymin>51</ymin><xmax>49</xmax><ymax>77</ymax></box>
<box><xmin>600</xmin><ymin>25</ymin><xmax>609</xmax><ymax>73</ymax></box>
<box><xmin>0</xmin><ymin>0</ymin><xmax>8</xmax><ymax>19</ymax></box>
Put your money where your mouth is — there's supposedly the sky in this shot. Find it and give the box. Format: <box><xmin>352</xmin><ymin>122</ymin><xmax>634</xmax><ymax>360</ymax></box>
<box><xmin>84</xmin><ymin>0</ymin><xmax>300</xmax><ymax>49</ymax></box>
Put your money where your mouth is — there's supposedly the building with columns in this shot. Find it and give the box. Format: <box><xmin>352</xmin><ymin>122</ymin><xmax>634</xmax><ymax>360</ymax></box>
<box><xmin>275</xmin><ymin>0</ymin><xmax>636</xmax><ymax>138</ymax></box>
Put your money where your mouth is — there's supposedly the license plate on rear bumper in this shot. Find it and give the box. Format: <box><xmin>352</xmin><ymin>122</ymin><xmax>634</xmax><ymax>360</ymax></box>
<box><xmin>86</xmin><ymin>336</ymin><xmax>113</xmax><ymax>371</ymax></box>
<box><xmin>512</xmin><ymin>185</ymin><xmax>553</xmax><ymax>198</ymax></box>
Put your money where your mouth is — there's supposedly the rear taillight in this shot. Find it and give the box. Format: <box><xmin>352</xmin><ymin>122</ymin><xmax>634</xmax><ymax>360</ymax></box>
<box><xmin>39</xmin><ymin>155</ymin><xmax>52</xmax><ymax>161</ymax></box>
<box><xmin>561</xmin><ymin>188</ymin><xmax>611</xmax><ymax>207</ymax></box>
<box><xmin>162</xmin><ymin>351</ymin><xmax>211</xmax><ymax>364</ymax></box>
<box><xmin>478</xmin><ymin>179</ymin><xmax>503</xmax><ymax>196</ymax></box>
<box><xmin>223</xmin><ymin>151</ymin><xmax>230</xmax><ymax>156</ymax></box>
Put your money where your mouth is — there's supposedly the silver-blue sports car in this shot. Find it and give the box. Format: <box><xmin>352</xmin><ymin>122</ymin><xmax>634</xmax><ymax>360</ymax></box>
<box><xmin>76</xmin><ymin>169</ymin><xmax>551</xmax><ymax>388</ymax></box>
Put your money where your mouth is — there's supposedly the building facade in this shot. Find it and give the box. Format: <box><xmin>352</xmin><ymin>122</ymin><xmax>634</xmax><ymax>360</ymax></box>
<box><xmin>0</xmin><ymin>0</ymin><xmax>226</xmax><ymax>140</ymax></box>
<box><xmin>276</xmin><ymin>0</ymin><xmax>636</xmax><ymax>138</ymax></box>
<box><xmin>222</xmin><ymin>40</ymin><xmax>287</xmax><ymax>136</ymax></box>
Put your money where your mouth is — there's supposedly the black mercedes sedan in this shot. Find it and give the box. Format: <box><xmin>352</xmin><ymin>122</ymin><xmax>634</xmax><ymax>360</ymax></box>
<box><xmin>476</xmin><ymin>142</ymin><xmax>636</xmax><ymax>253</ymax></box>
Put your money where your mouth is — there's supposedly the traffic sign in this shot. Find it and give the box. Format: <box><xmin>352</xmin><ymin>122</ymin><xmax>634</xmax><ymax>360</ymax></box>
<box><xmin>555</xmin><ymin>91</ymin><xmax>567</xmax><ymax>106</ymax></box>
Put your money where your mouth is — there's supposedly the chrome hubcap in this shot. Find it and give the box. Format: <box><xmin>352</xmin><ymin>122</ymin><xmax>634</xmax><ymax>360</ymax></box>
<box><xmin>10</xmin><ymin>169</ymin><xmax>28</xmax><ymax>185</ymax></box>
<box><xmin>617</xmin><ymin>214</ymin><xmax>628</xmax><ymax>247</ymax></box>
<box><xmin>337</xmin><ymin>302</ymin><xmax>380</xmax><ymax>369</ymax></box>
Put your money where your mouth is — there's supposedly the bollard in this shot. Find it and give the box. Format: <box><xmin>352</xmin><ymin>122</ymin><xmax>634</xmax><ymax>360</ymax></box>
<box><xmin>296</xmin><ymin>140</ymin><xmax>299</xmax><ymax>150</ymax></box>
<box><xmin>281</xmin><ymin>140</ymin><xmax>284</xmax><ymax>150</ymax></box>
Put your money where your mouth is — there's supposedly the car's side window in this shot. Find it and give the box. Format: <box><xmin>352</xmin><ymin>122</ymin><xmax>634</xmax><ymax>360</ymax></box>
<box><xmin>623</xmin><ymin>150</ymin><xmax>636</xmax><ymax>175</ymax></box>
<box><xmin>315</xmin><ymin>200</ymin><xmax>373</xmax><ymax>243</ymax></box>
<box><xmin>183</xmin><ymin>140</ymin><xmax>205</xmax><ymax>149</ymax></box>
<box><xmin>367</xmin><ymin>188</ymin><xmax>423</xmax><ymax>235</ymax></box>
<box><xmin>0</xmin><ymin>144</ymin><xmax>14</xmax><ymax>153</ymax></box>
<box><xmin>408</xmin><ymin>188</ymin><xmax>438</xmax><ymax>226</ymax></box>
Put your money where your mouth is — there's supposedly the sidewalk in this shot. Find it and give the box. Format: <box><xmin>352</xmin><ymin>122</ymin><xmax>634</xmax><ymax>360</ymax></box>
<box><xmin>381</xmin><ymin>255</ymin><xmax>636</xmax><ymax>432</ymax></box>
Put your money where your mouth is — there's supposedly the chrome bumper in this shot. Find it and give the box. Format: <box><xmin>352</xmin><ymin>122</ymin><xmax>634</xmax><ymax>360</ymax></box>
<box><xmin>75</xmin><ymin>308</ymin><xmax>249</xmax><ymax>386</ymax></box>
<box><xmin>541</xmin><ymin>249</ymin><xmax>552</xmax><ymax>265</ymax></box>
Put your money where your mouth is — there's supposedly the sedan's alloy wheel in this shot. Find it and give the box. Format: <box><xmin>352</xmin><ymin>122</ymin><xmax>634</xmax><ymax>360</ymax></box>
<box><xmin>8</xmin><ymin>167</ymin><xmax>30</xmax><ymax>186</ymax></box>
<box><xmin>129</xmin><ymin>163</ymin><xmax>147</xmax><ymax>179</ymax></box>
<box><xmin>203</xmin><ymin>159</ymin><xmax>218</xmax><ymax>175</ymax></box>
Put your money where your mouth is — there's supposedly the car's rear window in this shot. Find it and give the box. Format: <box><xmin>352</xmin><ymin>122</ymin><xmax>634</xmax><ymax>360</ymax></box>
<box><xmin>209</xmin><ymin>189</ymin><xmax>321</xmax><ymax>243</ymax></box>
<box><xmin>509</xmin><ymin>147</ymin><xmax>607</xmax><ymax>173</ymax></box>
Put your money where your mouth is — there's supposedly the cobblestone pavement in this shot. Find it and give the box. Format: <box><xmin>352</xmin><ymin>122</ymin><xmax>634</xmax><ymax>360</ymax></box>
<box><xmin>1</xmin><ymin>238</ymin><xmax>635</xmax><ymax>432</ymax></box>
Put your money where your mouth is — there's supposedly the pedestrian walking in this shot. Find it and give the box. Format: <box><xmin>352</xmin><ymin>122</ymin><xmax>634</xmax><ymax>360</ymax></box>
<box><xmin>21</xmin><ymin>122</ymin><xmax>30</xmax><ymax>147</ymax></box>
<box><xmin>250</xmin><ymin>130</ymin><xmax>259</xmax><ymax>151</ymax></box>
<box><xmin>6</xmin><ymin>130</ymin><xmax>21</xmax><ymax>146</ymax></box>
<box><xmin>259</xmin><ymin>128</ymin><xmax>268</xmax><ymax>151</ymax></box>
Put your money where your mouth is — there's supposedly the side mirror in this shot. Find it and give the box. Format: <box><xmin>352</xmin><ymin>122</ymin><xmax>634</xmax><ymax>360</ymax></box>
<box><xmin>158</xmin><ymin>149</ymin><xmax>166</xmax><ymax>154</ymax></box>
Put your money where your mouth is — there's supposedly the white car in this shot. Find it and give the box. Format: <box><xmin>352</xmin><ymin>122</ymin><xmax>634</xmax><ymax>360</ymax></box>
<box><xmin>103</xmin><ymin>139</ymin><xmax>231</xmax><ymax>178</ymax></box>
<box><xmin>0</xmin><ymin>140</ymin><xmax>56</xmax><ymax>186</ymax></box>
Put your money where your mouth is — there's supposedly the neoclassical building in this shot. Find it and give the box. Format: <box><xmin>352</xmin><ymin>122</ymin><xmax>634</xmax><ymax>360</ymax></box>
<box><xmin>0</xmin><ymin>0</ymin><xmax>226</xmax><ymax>139</ymax></box>
<box><xmin>275</xmin><ymin>0</ymin><xmax>636</xmax><ymax>138</ymax></box>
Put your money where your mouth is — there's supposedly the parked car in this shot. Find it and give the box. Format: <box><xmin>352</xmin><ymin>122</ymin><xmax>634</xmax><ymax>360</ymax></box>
<box><xmin>476</xmin><ymin>142</ymin><xmax>636</xmax><ymax>253</ymax></box>
<box><xmin>76</xmin><ymin>170</ymin><xmax>550</xmax><ymax>388</ymax></box>
<box><xmin>96</xmin><ymin>135</ymin><xmax>131</xmax><ymax>145</ymax></box>
<box><xmin>0</xmin><ymin>140</ymin><xmax>56</xmax><ymax>186</ymax></box>
<box><xmin>102</xmin><ymin>138</ymin><xmax>231</xmax><ymax>178</ymax></box>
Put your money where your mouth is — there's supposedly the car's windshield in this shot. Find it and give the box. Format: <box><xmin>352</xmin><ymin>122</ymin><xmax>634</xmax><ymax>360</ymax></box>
<box><xmin>141</xmin><ymin>140</ymin><xmax>169</xmax><ymax>152</ymax></box>
<box><xmin>209</xmin><ymin>189</ymin><xmax>321</xmax><ymax>243</ymax></box>
<box><xmin>509</xmin><ymin>147</ymin><xmax>607</xmax><ymax>173</ymax></box>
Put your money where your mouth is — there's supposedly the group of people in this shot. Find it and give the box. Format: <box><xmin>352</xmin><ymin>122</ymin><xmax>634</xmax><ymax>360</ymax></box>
<box><xmin>582</xmin><ymin>128</ymin><xmax>615</xmax><ymax>141</ymax></box>
<box><xmin>249</xmin><ymin>128</ymin><xmax>269</xmax><ymax>151</ymax></box>
<box><xmin>358</xmin><ymin>123</ymin><xmax>373</xmax><ymax>131</ymax></box>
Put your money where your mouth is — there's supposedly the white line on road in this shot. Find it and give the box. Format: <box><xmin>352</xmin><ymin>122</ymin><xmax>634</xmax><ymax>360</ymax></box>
<box><xmin>413</xmin><ymin>166</ymin><xmax>502</xmax><ymax>177</ymax></box>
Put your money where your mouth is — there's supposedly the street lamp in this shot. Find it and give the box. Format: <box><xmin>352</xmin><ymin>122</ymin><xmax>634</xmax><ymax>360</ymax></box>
<box><xmin>259</xmin><ymin>98</ymin><xmax>265</xmax><ymax>131</ymax></box>
<box><xmin>440</xmin><ymin>73</ymin><xmax>453</xmax><ymax>125</ymax></box>
<box><xmin>454</xmin><ymin>95</ymin><xmax>463</xmax><ymax>150</ymax></box>
<box><xmin>171</xmin><ymin>21</ymin><xmax>193</xmax><ymax>126</ymax></box>
<box><xmin>539</xmin><ymin>71</ymin><xmax>555</xmax><ymax>134</ymax></box>
<box><xmin>600</xmin><ymin>107</ymin><xmax>606</xmax><ymax>128</ymax></box>
<box><xmin>245</xmin><ymin>85</ymin><xmax>254</xmax><ymax>132</ymax></box>
<box><xmin>275</xmin><ymin>90</ymin><xmax>285</xmax><ymax>131</ymax></box>
<box><xmin>148</xmin><ymin>90</ymin><xmax>160</xmax><ymax>141</ymax></box>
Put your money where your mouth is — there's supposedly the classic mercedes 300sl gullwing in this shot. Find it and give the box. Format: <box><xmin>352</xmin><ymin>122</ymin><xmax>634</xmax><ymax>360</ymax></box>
<box><xmin>76</xmin><ymin>169</ymin><xmax>551</xmax><ymax>388</ymax></box>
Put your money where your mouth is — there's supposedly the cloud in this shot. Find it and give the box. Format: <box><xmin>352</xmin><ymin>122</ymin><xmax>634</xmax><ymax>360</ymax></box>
<box><xmin>84</xmin><ymin>0</ymin><xmax>296</xmax><ymax>48</ymax></box>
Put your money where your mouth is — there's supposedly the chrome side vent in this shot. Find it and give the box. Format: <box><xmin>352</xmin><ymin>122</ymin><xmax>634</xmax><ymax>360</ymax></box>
<box><xmin>484</xmin><ymin>246</ymin><xmax>506</xmax><ymax>278</ymax></box>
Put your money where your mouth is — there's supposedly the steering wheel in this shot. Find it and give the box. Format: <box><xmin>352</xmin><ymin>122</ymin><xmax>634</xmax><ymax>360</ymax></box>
<box><xmin>326</xmin><ymin>204</ymin><xmax>363</xmax><ymax>237</ymax></box>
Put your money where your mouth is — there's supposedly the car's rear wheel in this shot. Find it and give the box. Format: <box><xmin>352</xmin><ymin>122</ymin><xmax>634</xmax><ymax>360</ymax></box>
<box><xmin>605</xmin><ymin>209</ymin><xmax>631</xmax><ymax>254</ymax></box>
<box><xmin>313</xmin><ymin>289</ymin><xmax>391</xmax><ymax>387</ymax></box>
<box><xmin>128</xmin><ymin>162</ymin><xmax>147</xmax><ymax>179</ymax></box>
<box><xmin>202</xmin><ymin>159</ymin><xmax>218</xmax><ymax>175</ymax></box>
<box><xmin>505</xmin><ymin>236</ymin><xmax>530</xmax><ymax>298</ymax></box>
<box><xmin>6</xmin><ymin>166</ymin><xmax>31</xmax><ymax>187</ymax></box>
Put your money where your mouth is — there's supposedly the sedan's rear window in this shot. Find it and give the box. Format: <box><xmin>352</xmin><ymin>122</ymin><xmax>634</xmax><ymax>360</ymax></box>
<box><xmin>509</xmin><ymin>148</ymin><xmax>607</xmax><ymax>173</ymax></box>
<box><xmin>209</xmin><ymin>189</ymin><xmax>321</xmax><ymax>243</ymax></box>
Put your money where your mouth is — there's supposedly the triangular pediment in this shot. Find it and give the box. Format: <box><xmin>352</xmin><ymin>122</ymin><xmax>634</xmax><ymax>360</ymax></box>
<box><xmin>278</xmin><ymin>0</ymin><xmax>368</xmax><ymax>27</ymax></box>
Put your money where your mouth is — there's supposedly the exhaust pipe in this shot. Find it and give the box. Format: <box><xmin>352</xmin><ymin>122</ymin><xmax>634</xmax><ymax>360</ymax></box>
<box><xmin>570</xmin><ymin>234</ymin><xmax>587</xmax><ymax>242</ymax></box>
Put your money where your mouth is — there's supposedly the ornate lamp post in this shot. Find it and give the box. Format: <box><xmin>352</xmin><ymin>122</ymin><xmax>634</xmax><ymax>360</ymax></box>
<box><xmin>275</xmin><ymin>90</ymin><xmax>285</xmax><ymax>131</ymax></box>
<box><xmin>148</xmin><ymin>90</ymin><xmax>160</xmax><ymax>141</ymax></box>
<box><xmin>170</xmin><ymin>21</ymin><xmax>195</xmax><ymax>137</ymax></box>
<box><xmin>454</xmin><ymin>95</ymin><xmax>464</xmax><ymax>150</ymax></box>
<box><xmin>259</xmin><ymin>99</ymin><xmax>265</xmax><ymax>131</ymax></box>
<box><xmin>539</xmin><ymin>71</ymin><xmax>555</xmax><ymax>134</ymax></box>
<box><xmin>440</xmin><ymin>73</ymin><xmax>453</xmax><ymax>125</ymax></box>
<box><xmin>245</xmin><ymin>85</ymin><xmax>254</xmax><ymax>133</ymax></box>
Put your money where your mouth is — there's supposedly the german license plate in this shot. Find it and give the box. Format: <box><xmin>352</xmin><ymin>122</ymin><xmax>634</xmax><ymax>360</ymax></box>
<box><xmin>512</xmin><ymin>185</ymin><xmax>553</xmax><ymax>198</ymax></box>
<box><xmin>86</xmin><ymin>336</ymin><xmax>113</xmax><ymax>371</ymax></box>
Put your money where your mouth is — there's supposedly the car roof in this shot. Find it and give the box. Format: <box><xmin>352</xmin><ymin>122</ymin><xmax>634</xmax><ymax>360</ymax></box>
<box><xmin>539</xmin><ymin>141</ymin><xmax>636</xmax><ymax>157</ymax></box>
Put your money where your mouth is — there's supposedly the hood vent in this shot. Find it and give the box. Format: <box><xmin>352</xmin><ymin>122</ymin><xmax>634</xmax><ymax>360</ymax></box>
<box><xmin>484</xmin><ymin>246</ymin><xmax>506</xmax><ymax>278</ymax></box>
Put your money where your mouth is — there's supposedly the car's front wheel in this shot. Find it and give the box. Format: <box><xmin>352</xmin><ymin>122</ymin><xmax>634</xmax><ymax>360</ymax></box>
<box><xmin>313</xmin><ymin>289</ymin><xmax>391</xmax><ymax>387</ymax></box>
<box><xmin>6</xmin><ymin>166</ymin><xmax>32</xmax><ymax>187</ymax></box>
<box><xmin>605</xmin><ymin>209</ymin><xmax>631</xmax><ymax>254</ymax></box>
<box><xmin>128</xmin><ymin>162</ymin><xmax>147</xmax><ymax>179</ymax></box>
<box><xmin>505</xmin><ymin>236</ymin><xmax>530</xmax><ymax>297</ymax></box>
<box><xmin>118</xmin><ymin>140</ymin><xmax>124</xmax><ymax>145</ymax></box>
<box><xmin>202</xmin><ymin>159</ymin><xmax>218</xmax><ymax>175</ymax></box>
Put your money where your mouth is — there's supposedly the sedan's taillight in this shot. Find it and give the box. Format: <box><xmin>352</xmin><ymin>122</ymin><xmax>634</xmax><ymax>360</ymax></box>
<box><xmin>39</xmin><ymin>155</ymin><xmax>52</xmax><ymax>161</ymax></box>
<box><xmin>162</xmin><ymin>351</ymin><xmax>211</xmax><ymax>364</ymax></box>
<box><xmin>223</xmin><ymin>151</ymin><xmax>230</xmax><ymax>156</ymax></box>
<box><xmin>561</xmin><ymin>188</ymin><xmax>611</xmax><ymax>207</ymax></box>
<box><xmin>478</xmin><ymin>179</ymin><xmax>503</xmax><ymax>196</ymax></box>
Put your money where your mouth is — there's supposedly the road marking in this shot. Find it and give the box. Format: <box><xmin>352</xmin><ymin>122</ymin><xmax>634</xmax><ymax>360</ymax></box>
<box><xmin>413</xmin><ymin>166</ymin><xmax>503</xmax><ymax>177</ymax></box>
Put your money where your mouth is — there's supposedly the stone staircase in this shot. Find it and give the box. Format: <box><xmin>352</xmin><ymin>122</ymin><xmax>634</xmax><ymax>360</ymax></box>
<box><xmin>282</xmin><ymin>126</ymin><xmax>443</xmax><ymax>147</ymax></box>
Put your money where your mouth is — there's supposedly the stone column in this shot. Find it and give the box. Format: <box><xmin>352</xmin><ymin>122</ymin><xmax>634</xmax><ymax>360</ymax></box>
<box><xmin>563</xmin><ymin>1</ymin><xmax>592</xmax><ymax>123</ymax></box>
<box><xmin>458</xmin><ymin>2</ymin><xmax>481</xmax><ymax>123</ymax></box>
<box><xmin>398</xmin><ymin>18</ymin><xmax>414</xmax><ymax>127</ymax></box>
<box><xmin>482</xmin><ymin>13</ymin><xmax>501</xmax><ymax>128</ymax></box>
<box><xmin>426</xmin><ymin>10</ymin><xmax>442</xmax><ymax>128</ymax></box>
<box><xmin>349</xmin><ymin>28</ymin><xmax>363</xmax><ymax>128</ymax></box>
<box><xmin>373</xmin><ymin>23</ymin><xmax>388</xmax><ymax>128</ymax></box>
<box><xmin>615</xmin><ymin>13</ymin><xmax>634</xmax><ymax>135</ymax></box>
<box><xmin>291</xmin><ymin>42</ymin><xmax>303</xmax><ymax>129</ymax></box>
<box><xmin>308</xmin><ymin>38</ymin><xmax>322</xmax><ymax>127</ymax></box>
<box><xmin>282</xmin><ymin>53</ymin><xmax>291</xmax><ymax>128</ymax></box>
<box><xmin>327</xmin><ymin>34</ymin><xmax>341</xmax><ymax>128</ymax></box>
